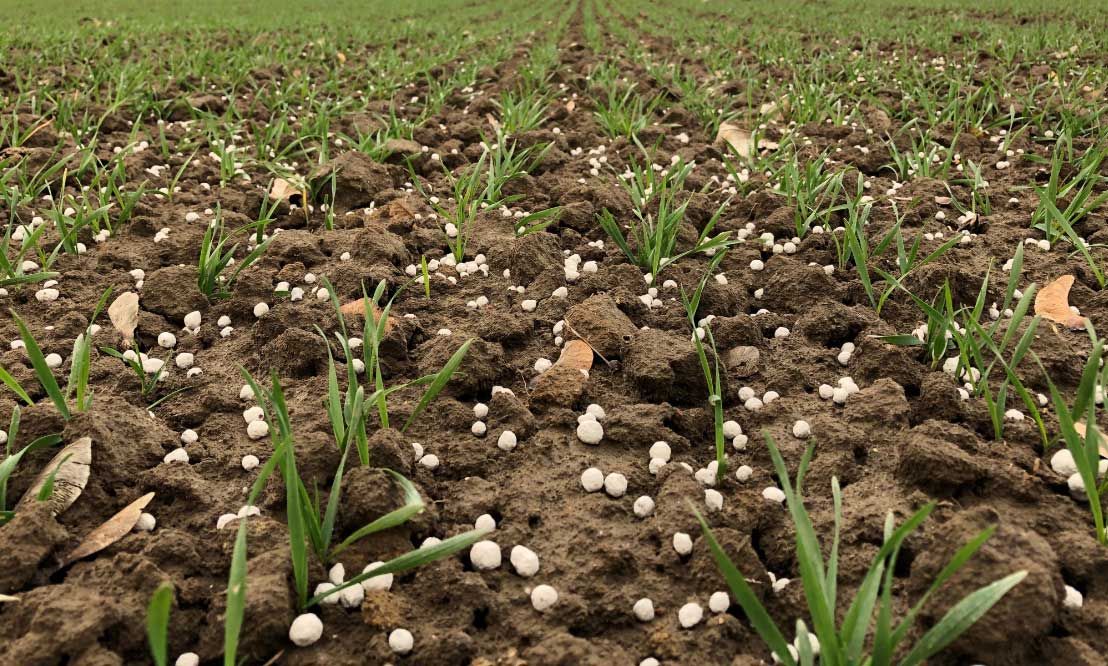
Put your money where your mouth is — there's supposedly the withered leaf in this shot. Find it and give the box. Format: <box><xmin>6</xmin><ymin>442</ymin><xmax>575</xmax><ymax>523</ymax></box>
<box><xmin>554</xmin><ymin>339</ymin><xmax>594</xmax><ymax>372</ymax></box>
<box><xmin>715</xmin><ymin>122</ymin><xmax>753</xmax><ymax>158</ymax></box>
<box><xmin>269</xmin><ymin>177</ymin><xmax>304</xmax><ymax>203</ymax></box>
<box><xmin>1035</xmin><ymin>275</ymin><xmax>1086</xmax><ymax>330</ymax></box>
<box><xmin>16</xmin><ymin>437</ymin><xmax>92</xmax><ymax>516</ymax></box>
<box><xmin>107</xmin><ymin>292</ymin><xmax>140</xmax><ymax>347</ymax></box>
<box><xmin>339</xmin><ymin>299</ymin><xmax>396</xmax><ymax>333</ymax></box>
<box><xmin>63</xmin><ymin>492</ymin><xmax>155</xmax><ymax>565</ymax></box>
<box><xmin>1073</xmin><ymin>422</ymin><xmax>1108</xmax><ymax>458</ymax></box>
<box><xmin>529</xmin><ymin>339</ymin><xmax>593</xmax><ymax>398</ymax></box>
<box><xmin>726</xmin><ymin>345</ymin><xmax>760</xmax><ymax>378</ymax></box>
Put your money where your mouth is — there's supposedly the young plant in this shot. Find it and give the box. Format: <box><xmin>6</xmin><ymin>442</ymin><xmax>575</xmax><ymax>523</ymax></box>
<box><xmin>0</xmin><ymin>229</ymin><xmax>56</xmax><ymax>288</ymax></box>
<box><xmin>482</xmin><ymin>129</ymin><xmax>551</xmax><ymax>202</ymax></box>
<box><xmin>320</xmin><ymin>276</ymin><xmax>471</xmax><ymax>458</ymax></box>
<box><xmin>241</xmin><ymin>369</ymin><xmax>488</xmax><ymax>610</ymax></box>
<box><xmin>100</xmin><ymin>343</ymin><xmax>175</xmax><ymax>401</ymax></box>
<box><xmin>877</xmin><ymin>258</ymin><xmax>1047</xmax><ymax>446</ymax></box>
<box><xmin>681</xmin><ymin>250</ymin><xmax>729</xmax><ymax>483</ymax></box>
<box><xmin>598</xmin><ymin>154</ymin><xmax>734</xmax><ymax>281</ymax></box>
<box><xmin>2</xmin><ymin>289</ymin><xmax>108</xmax><ymax>419</ymax></box>
<box><xmin>694</xmin><ymin>433</ymin><xmax>1026</xmax><ymax>666</ymax></box>
<box><xmin>146</xmin><ymin>582</ymin><xmax>174</xmax><ymax>666</ymax></box>
<box><xmin>412</xmin><ymin>149</ymin><xmax>497</xmax><ymax>263</ymax></box>
<box><xmin>224</xmin><ymin>437</ymin><xmax>285</xmax><ymax>666</ymax></box>
<box><xmin>494</xmin><ymin>88</ymin><xmax>550</xmax><ymax>134</ymax></box>
<box><xmin>848</xmin><ymin>199</ymin><xmax>961</xmax><ymax>314</ymax></box>
<box><xmin>1035</xmin><ymin>328</ymin><xmax>1107</xmax><ymax>545</ymax></box>
<box><xmin>196</xmin><ymin>208</ymin><xmax>274</xmax><ymax>298</ymax></box>
<box><xmin>592</xmin><ymin>85</ymin><xmax>659</xmax><ymax>140</ymax></box>
<box><xmin>0</xmin><ymin>406</ymin><xmax>63</xmax><ymax>525</ymax></box>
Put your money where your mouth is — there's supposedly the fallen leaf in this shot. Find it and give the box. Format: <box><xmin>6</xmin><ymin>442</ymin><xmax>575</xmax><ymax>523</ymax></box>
<box><xmin>387</xmin><ymin>198</ymin><xmax>416</xmax><ymax>220</ymax></box>
<box><xmin>1034</xmin><ymin>275</ymin><xmax>1086</xmax><ymax>330</ymax></box>
<box><xmin>108</xmin><ymin>292</ymin><xmax>140</xmax><ymax>347</ymax></box>
<box><xmin>485</xmin><ymin>113</ymin><xmax>501</xmax><ymax>133</ymax></box>
<box><xmin>339</xmin><ymin>299</ymin><xmax>396</xmax><ymax>333</ymax></box>
<box><xmin>529</xmin><ymin>339</ymin><xmax>593</xmax><ymax>398</ymax></box>
<box><xmin>1074</xmin><ymin>422</ymin><xmax>1108</xmax><ymax>458</ymax></box>
<box><xmin>63</xmin><ymin>492</ymin><xmax>155</xmax><ymax>565</ymax></box>
<box><xmin>0</xmin><ymin>594</ymin><xmax>18</xmax><ymax>603</ymax></box>
<box><xmin>726</xmin><ymin>345</ymin><xmax>760</xmax><ymax>378</ymax></box>
<box><xmin>758</xmin><ymin>99</ymin><xmax>789</xmax><ymax>121</ymax></box>
<box><xmin>16</xmin><ymin>437</ymin><xmax>92</xmax><ymax>516</ymax></box>
<box><xmin>554</xmin><ymin>339</ymin><xmax>593</xmax><ymax>372</ymax></box>
<box><xmin>269</xmin><ymin>177</ymin><xmax>304</xmax><ymax>203</ymax></box>
<box><xmin>715</xmin><ymin>122</ymin><xmax>753</xmax><ymax>158</ymax></box>
<box><xmin>336</xmin><ymin>51</ymin><xmax>346</xmax><ymax>64</ymax></box>
<box><xmin>566</xmin><ymin>100</ymin><xmax>576</xmax><ymax>113</ymax></box>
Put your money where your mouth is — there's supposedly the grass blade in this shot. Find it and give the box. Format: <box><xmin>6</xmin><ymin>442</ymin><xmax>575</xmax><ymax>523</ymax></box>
<box><xmin>402</xmin><ymin>338</ymin><xmax>472</xmax><ymax>432</ymax></box>
<box><xmin>899</xmin><ymin>571</ymin><xmax>1027</xmax><ymax>666</ymax></box>
<box><xmin>146</xmin><ymin>582</ymin><xmax>174</xmax><ymax>666</ymax></box>
<box><xmin>11</xmin><ymin>310</ymin><xmax>69</xmax><ymax>419</ymax></box>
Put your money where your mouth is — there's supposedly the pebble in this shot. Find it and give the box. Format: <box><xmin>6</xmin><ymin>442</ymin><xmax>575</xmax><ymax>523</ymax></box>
<box><xmin>1050</xmin><ymin>449</ymin><xmax>1078</xmax><ymax>477</ymax></box>
<box><xmin>497</xmin><ymin>430</ymin><xmax>518</xmax><ymax>451</ymax></box>
<box><xmin>576</xmin><ymin>420</ymin><xmax>604</xmax><ymax>444</ymax></box>
<box><xmin>581</xmin><ymin>467</ymin><xmax>604</xmax><ymax>492</ymax></box>
<box><xmin>510</xmin><ymin>545</ymin><xmax>540</xmax><ymax>577</ymax></box>
<box><xmin>288</xmin><ymin>613</ymin><xmax>323</xmax><ymax>647</ymax></box>
<box><xmin>388</xmin><ymin>628</ymin><xmax>414</xmax><ymax>655</ymax></box>
<box><xmin>708</xmin><ymin>591</ymin><xmax>730</xmax><ymax>613</ymax></box>
<box><xmin>470</xmin><ymin>540</ymin><xmax>502</xmax><ymax>570</ymax></box>
<box><xmin>678</xmin><ymin>602</ymin><xmax>704</xmax><ymax>628</ymax></box>
<box><xmin>1063</xmin><ymin>584</ymin><xmax>1084</xmax><ymax>610</ymax></box>
<box><xmin>673</xmin><ymin>532</ymin><xmax>693</xmax><ymax>555</ymax></box>
<box><xmin>763</xmin><ymin>486</ymin><xmax>786</xmax><ymax>503</ymax></box>
<box><xmin>361</xmin><ymin>562</ymin><xmax>393</xmax><ymax>591</ymax></box>
<box><xmin>604</xmin><ymin>472</ymin><xmax>628</xmax><ymax>497</ymax></box>
<box><xmin>649</xmin><ymin>440</ymin><xmax>671</xmax><ymax>461</ymax></box>
<box><xmin>633</xmin><ymin>597</ymin><xmax>655</xmax><ymax>621</ymax></box>
<box><xmin>531</xmin><ymin>584</ymin><xmax>558</xmax><ymax>611</ymax></box>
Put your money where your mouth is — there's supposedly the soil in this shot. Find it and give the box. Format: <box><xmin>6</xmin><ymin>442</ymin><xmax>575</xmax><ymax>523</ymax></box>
<box><xmin>2</xmin><ymin>4</ymin><xmax>1108</xmax><ymax>666</ymax></box>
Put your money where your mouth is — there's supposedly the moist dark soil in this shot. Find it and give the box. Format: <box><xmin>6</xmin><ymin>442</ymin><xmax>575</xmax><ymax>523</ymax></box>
<box><xmin>2</xmin><ymin>5</ymin><xmax>1108</xmax><ymax>666</ymax></box>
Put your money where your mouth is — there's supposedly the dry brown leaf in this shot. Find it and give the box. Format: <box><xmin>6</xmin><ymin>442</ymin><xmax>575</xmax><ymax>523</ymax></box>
<box><xmin>529</xmin><ymin>339</ymin><xmax>594</xmax><ymax>397</ymax></box>
<box><xmin>269</xmin><ymin>177</ymin><xmax>304</xmax><ymax>203</ymax></box>
<box><xmin>16</xmin><ymin>437</ymin><xmax>92</xmax><ymax>515</ymax></box>
<box><xmin>759</xmin><ymin>99</ymin><xmax>789</xmax><ymax>121</ymax></box>
<box><xmin>554</xmin><ymin>339</ymin><xmax>593</xmax><ymax>372</ymax></box>
<box><xmin>0</xmin><ymin>593</ymin><xmax>18</xmax><ymax>603</ymax></box>
<box><xmin>339</xmin><ymin>299</ymin><xmax>396</xmax><ymax>333</ymax></box>
<box><xmin>386</xmin><ymin>198</ymin><xmax>416</xmax><ymax>220</ymax></box>
<box><xmin>1034</xmin><ymin>275</ymin><xmax>1086</xmax><ymax>330</ymax></box>
<box><xmin>566</xmin><ymin>100</ymin><xmax>576</xmax><ymax>113</ymax></box>
<box><xmin>715</xmin><ymin>122</ymin><xmax>753</xmax><ymax>158</ymax></box>
<box><xmin>726</xmin><ymin>345</ymin><xmax>760</xmax><ymax>378</ymax></box>
<box><xmin>485</xmin><ymin>113</ymin><xmax>501</xmax><ymax>133</ymax></box>
<box><xmin>1074</xmin><ymin>422</ymin><xmax>1108</xmax><ymax>458</ymax></box>
<box><xmin>63</xmin><ymin>492</ymin><xmax>155</xmax><ymax>565</ymax></box>
<box><xmin>336</xmin><ymin>51</ymin><xmax>347</xmax><ymax>64</ymax></box>
<box><xmin>107</xmin><ymin>292</ymin><xmax>140</xmax><ymax>347</ymax></box>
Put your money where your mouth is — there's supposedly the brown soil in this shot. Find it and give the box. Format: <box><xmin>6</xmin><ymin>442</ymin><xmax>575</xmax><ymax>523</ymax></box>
<box><xmin>2</xmin><ymin>6</ymin><xmax>1108</xmax><ymax>666</ymax></box>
